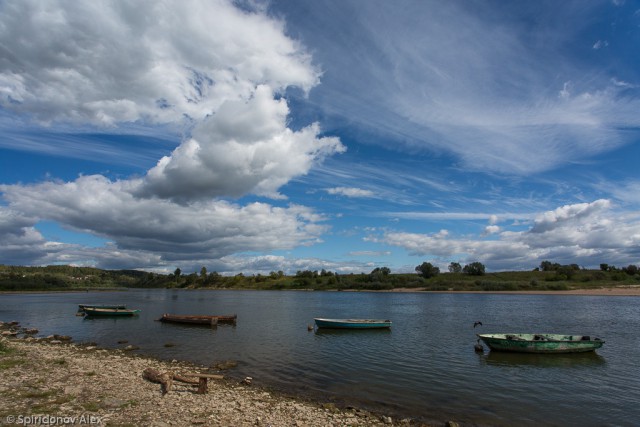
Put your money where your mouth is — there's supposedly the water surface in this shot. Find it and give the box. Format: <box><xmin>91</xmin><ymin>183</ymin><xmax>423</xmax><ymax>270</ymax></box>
<box><xmin>1</xmin><ymin>289</ymin><xmax>637</xmax><ymax>426</ymax></box>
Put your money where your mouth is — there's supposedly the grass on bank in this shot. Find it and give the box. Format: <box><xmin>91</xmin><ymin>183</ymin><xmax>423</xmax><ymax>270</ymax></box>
<box><xmin>189</xmin><ymin>268</ymin><xmax>640</xmax><ymax>292</ymax></box>
<box><xmin>0</xmin><ymin>338</ymin><xmax>26</xmax><ymax>370</ymax></box>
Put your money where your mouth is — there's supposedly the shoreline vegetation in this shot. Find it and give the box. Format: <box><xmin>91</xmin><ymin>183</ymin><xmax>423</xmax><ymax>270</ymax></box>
<box><xmin>1</xmin><ymin>264</ymin><xmax>640</xmax><ymax>295</ymax></box>
<box><xmin>0</xmin><ymin>332</ymin><xmax>430</xmax><ymax>427</ymax></box>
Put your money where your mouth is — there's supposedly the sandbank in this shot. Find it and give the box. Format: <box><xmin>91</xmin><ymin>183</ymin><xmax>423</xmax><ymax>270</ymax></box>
<box><xmin>388</xmin><ymin>286</ymin><xmax>640</xmax><ymax>296</ymax></box>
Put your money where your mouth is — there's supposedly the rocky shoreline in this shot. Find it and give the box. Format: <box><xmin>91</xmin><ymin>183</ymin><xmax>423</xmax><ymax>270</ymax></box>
<box><xmin>0</xmin><ymin>322</ymin><xmax>450</xmax><ymax>427</ymax></box>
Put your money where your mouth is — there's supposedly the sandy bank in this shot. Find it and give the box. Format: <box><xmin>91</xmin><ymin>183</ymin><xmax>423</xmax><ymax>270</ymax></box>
<box><xmin>382</xmin><ymin>286</ymin><xmax>640</xmax><ymax>296</ymax></box>
<box><xmin>0</xmin><ymin>337</ymin><xmax>437</xmax><ymax>427</ymax></box>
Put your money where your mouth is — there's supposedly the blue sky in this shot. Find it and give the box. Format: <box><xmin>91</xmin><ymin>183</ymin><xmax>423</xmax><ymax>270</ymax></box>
<box><xmin>1</xmin><ymin>0</ymin><xmax>640</xmax><ymax>275</ymax></box>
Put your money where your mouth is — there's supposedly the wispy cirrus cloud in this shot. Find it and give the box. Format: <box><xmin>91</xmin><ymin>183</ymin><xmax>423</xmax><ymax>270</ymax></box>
<box><xmin>348</xmin><ymin>250</ymin><xmax>391</xmax><ymax>257</ymax></box>
<box><xmin>325</xmin><ymin>187</ymin><xmax>375</xmax><ymax>198</ymax></box>
<box><xmin>276</xmin><ymin>0</ymin><xmax>640</xmax><ymax>175</ymax></box>
<box><xmin>593</xmin><ymin>40</ymin><xmax>609</xmax><ymax>49</ymax></box>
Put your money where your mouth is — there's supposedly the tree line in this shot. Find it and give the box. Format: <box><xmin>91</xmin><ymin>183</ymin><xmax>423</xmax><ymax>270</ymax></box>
<box><xmin>414</xmin><ymin>261</ymin><xmax>486</xmax><ymax>278</ymax></box>
<box><xmin>1</xmin><ymin>260</ymin><xmax>639</xmax><ymax>292</ymax></box>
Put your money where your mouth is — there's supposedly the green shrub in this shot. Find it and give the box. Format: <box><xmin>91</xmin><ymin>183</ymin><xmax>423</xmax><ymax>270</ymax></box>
<box><xmin>545</xmin><ymin>283</ymin><xmax>569</xmax><ymax>291</ymax></box>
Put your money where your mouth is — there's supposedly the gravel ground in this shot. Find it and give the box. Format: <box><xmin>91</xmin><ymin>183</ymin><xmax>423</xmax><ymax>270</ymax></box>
<box><xmin>0</xmin><ymin>332</ymin><xmax>447</xmax><ymax>427</ymax></box>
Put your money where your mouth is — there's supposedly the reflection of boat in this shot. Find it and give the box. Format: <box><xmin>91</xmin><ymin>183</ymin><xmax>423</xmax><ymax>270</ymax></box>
<box><xmin>314</xmin><ymin>327</ymin><xmax>391</xmax><ymax>336</ymax></box>
<box><xmin>477</xmin><ymin>333</ymin><xmax>604</xmax><ymax>354</ymax></box>
<box><xmin>158</xmin><ymin>314</ymin><xmax>237</xmax><ymax>326</ymax></box>
<box><xmin>483</xmin><ymin>351</ymin><xmax>606</xmax><ymax>368</ymax></box>
<box><xmin>314</xmin><ymin>318</ymin><xmax>392</xmax><ymax>329</ymax></box>
<box><xmin>83</xmin><ymin>307</ymin><xmax>140</xmax><ymax>316</ymax></box>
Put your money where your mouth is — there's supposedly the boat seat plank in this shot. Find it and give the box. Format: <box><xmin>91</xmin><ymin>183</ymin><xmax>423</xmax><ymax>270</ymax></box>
<box><xmin>181</xmin><ymin>373</ymin><xmax>224</xmax><ymax>394</ymax></box>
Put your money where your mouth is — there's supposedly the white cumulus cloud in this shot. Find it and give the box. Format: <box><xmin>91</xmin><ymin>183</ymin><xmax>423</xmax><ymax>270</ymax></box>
<box><xmin>0</xmin><ymin>0</ymin><xmax>319</xmax><ymax>126</ymax></box>
<box><xmin>0</xmin><ymin>175</ymin><xmax>329</xmax><ymax>263</ymax></box>
<box><xmin>0</xmin><ymin>0</ymin><xmax>346</xmax><ymax>269</ymax></box>
<box><xmin>379</xmin><ymin>200</ymin><xmax>640</xmax><ymax>270</ymax></box>
<box><xmin>138</xmin><ymin>85</ymin><xmax>344</xmax><ymax>200</ymax></box>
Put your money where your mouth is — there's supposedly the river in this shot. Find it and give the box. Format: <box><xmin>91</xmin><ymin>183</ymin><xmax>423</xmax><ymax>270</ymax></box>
<box><xmin>1</xmin><ymin>289</ymin><xmax>637</xmax><ymax>426</ymax></box>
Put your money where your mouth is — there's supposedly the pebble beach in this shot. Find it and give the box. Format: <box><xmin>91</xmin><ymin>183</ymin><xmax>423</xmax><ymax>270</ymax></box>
<box><xmin>0</xmin><ymin>333</ymin><xmax>439</xmax><ymax>427</ymax></box>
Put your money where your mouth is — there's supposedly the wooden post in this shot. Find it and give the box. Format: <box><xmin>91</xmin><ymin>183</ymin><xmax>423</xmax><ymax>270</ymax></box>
<box><xmin>197</xmin><ymin>377</ymin><xmax>208</xmax><ymax>394</ymax></box>
<box><xmin>186</xmin><ymin>373</ymin><xmax>224</xmax><ymax>394</ymax></box>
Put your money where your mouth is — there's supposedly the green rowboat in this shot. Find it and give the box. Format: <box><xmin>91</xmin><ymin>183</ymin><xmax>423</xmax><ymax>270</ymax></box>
<box><xmin>477</xmin><ymin>333</ymin><xmax>604</xmax><ymax>354</ymax></box>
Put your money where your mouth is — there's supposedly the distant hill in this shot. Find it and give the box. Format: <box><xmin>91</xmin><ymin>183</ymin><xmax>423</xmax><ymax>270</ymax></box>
<box><xmin>0</xmin><ymin>265</ymin><xmax>169</xmax><ymax>291</ymax></box>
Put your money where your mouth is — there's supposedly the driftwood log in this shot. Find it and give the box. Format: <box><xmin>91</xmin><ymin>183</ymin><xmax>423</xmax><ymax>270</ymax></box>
<box><xmin>143</xmin><ymin>368</ymin><xmax>173</xmax><ymax>395</ymax></box>
<box><xmin>143</xmin><ymin>368</ymin><xmax>223</xmax><ymax>395</ymax></box>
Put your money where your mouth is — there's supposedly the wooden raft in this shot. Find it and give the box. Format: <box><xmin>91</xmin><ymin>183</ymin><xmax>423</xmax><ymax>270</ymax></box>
<box><xmin>143</xmin><ymin>368</ymin><xmax>223</xmax><ymax>395</ymax></box>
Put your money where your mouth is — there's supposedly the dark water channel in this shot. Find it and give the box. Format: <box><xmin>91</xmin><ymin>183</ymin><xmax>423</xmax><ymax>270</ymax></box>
<box><xmin>1</xmin><ymin>289</ymin><xmax>638</xmax><ymax>426</ymax></box>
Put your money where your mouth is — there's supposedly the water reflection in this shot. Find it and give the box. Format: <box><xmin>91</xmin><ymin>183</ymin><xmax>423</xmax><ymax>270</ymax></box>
<box><xmin>313</xmin><ymin>328</ymin><xmax>392</xmax><ymax>337</ymax></box>
<box><xmin>157</xmin><ymin>321</ymin><xmax>219</xmax><ymax>331</ymax></box>
<box><xmin>480</xmin><ymin>351</ymin><xmax>606</xmax><ymax>367</ymax></box>
<box><xmin>82</xmin><ymin>316</ymin><xmax>140</xmax><ymax>322</ymax></box>
<box><xmin>156</xmin><ymin>321</ymin><xmax>237</xmax><ymax>332</ymax></box>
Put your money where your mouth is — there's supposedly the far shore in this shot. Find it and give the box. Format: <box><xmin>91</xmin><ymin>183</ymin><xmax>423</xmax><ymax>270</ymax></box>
<box><xmin>2</xmin><ymin>285</ymin><xmax>640</xmax><ymax>296</ymax></box>
<box><xmin>383</xmin><ymin>286</ymin><xmax>640</xmax><ymax>296</ymax></box>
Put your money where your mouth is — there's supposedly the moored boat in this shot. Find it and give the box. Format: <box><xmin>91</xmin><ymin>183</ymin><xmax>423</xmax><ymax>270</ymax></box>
<box><xmin>82</xmin><ymin>307</ymin><xmax>140</xmax><ymax>317</ymax></box>
<box><xmin>477</xmin><ymin>333</ymin><xmax>604</xmax><ymax>354</ymax></box>
<box><xmin>314</xmin><ymin>318</ymin><xmax>392</xmax><ymax>329</ymax></box>
<box><xmin>158</xmin><ymin>313</ymin><xmax>237</xmax><ymax>325</ymax></box>
<box><xmin>78</xmin><ymin>304</ymin><xmax>127</xmax><ymax>312</ymax></box>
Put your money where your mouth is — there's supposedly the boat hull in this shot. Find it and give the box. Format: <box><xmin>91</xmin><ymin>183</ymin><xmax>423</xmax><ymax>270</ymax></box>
<box><xmin>83</xmin><ymin>307</ymin><xmax>140</xmax><ymax>316</ymax></box>
<box><xmin>78</xmin><ymin>304</ymin><xmax>126</xmax><ymax>311</ymax></box>
<box><xmin>478</xmin><ymin>333</ymin><xmax>604</xmax><ymax>354</ymax></box>
<box><xmin>314</xmin><ymin>318</ymin><xmax>392</xmax><ymax>329</ymax></box>
<box><xmin>159</xmin><ymin>314</ymin><xmax>237</xmax><ymax>325</ymax></box>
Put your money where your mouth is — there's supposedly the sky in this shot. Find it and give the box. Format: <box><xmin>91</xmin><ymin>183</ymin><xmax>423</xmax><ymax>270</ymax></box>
<box><xmin>1</xmin><ymin>0</ymin><xmax>640</xmax><ymax>275</ymax></box>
